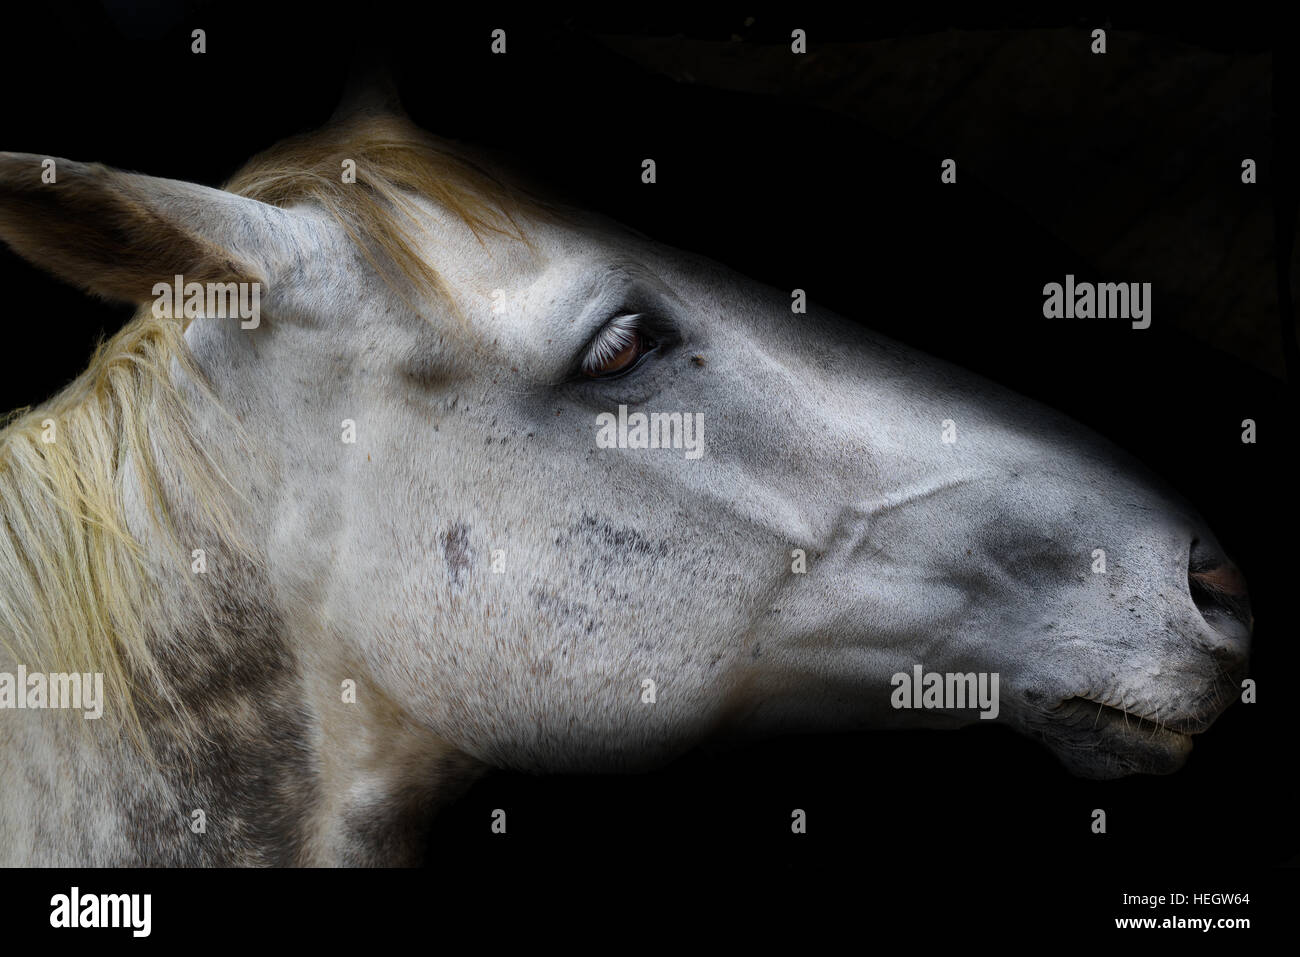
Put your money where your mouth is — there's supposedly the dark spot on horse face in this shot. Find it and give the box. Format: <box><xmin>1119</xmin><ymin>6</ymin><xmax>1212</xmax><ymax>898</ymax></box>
<box><xmin>530</xmin><ymin>588</ymin><xmax>597</xmax><ymax>636</ymax></box>
<box><xmin>442</xmin><ymin>523</ymin><xmax>471</xmax><ymax>585</ymax></box>
<box><xmin>572</xmin><ymin>514</ymin><xmax>670</xmax><ymax>559</ymax></box>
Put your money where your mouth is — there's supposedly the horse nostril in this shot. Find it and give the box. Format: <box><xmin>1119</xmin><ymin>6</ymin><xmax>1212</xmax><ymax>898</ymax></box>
<box><xmin>1187</xmin><ymin>539</ymin><xmax>1252</xmax><ymax>639</ymax></box>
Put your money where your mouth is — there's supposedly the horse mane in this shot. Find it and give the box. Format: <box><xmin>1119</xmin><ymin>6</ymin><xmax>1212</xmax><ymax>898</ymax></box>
<box><xmin>0</xmin><ymin>110</ymin><xmax>554</xmax><ymax>745</ymax></box>
<box><xmin>224</xmin><ymin>111</ymin><xmax>564</xmax><ymax>309</ymax></box>
<box><xmin>0</xmin><ymin>318</ymin><xmax>245</xmax><ymax>745</ymax></box>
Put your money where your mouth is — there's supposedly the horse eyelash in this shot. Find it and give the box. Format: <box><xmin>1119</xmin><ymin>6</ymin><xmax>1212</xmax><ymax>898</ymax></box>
<box><xmin>581</xmin><ymin>313</ymin><xmax>642</xmax><ymax>375</ymax></box>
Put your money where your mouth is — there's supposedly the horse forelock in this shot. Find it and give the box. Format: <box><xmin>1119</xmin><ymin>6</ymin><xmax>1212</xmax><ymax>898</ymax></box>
<box><xmin>223</xmin><ymin>112</ymin><xmax>567</xmax><ymax>312</ymax></box>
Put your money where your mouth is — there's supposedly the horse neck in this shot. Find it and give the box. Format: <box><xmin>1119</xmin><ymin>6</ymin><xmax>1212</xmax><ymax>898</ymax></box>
<box><xmin>127</xmin><ymin>381</ymin><xmax>486</xmax><ymax>865</ymax></box>
<box><xmin>1</xmin><ymin>367</ymin><xmax>482</xmax><ymax>866</ymax></box>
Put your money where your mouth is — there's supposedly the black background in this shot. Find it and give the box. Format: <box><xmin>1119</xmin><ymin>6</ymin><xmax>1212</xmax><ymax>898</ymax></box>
<box><xmin>0</xmin><ymin>2</ymin><xmax>1294</xmax><ymax>938</ymax></box>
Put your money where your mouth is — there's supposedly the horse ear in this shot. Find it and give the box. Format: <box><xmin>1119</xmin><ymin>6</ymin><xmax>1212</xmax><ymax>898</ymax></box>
<box><xmin>0</xmin><ymin>151</ymin><xmax>294</xmax><ymax>304</ymax></box>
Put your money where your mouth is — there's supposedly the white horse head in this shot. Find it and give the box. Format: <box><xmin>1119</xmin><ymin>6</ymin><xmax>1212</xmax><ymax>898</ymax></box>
<box><xmin>0</xmin><ymin>96</ymin><xmax>1251</xmax><ymax>863</ymax></box>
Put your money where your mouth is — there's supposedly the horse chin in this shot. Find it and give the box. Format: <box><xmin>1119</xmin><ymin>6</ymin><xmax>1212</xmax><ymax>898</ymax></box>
<box><xmin>1034</xmin><ymin>698</ymin><xmax>1198</xmax><ymax>780</ymax></box>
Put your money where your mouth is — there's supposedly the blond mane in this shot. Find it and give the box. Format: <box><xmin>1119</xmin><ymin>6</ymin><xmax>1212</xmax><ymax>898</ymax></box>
<box><xmin>226</xmin><ymin>111</ymin><xmax>564</xmax><ymax>309</ymax></box>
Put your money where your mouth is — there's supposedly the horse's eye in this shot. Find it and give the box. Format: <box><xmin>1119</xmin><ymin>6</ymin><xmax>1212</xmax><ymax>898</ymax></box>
<box><xmin>587</xmin><ymin>332</ymin><xmax>643</xmax><ymax>377</ymax></box>
<box><xmin>581</xmin><ymin>314</ymin><xmax>653</xmax><ymax>379</ymax></box>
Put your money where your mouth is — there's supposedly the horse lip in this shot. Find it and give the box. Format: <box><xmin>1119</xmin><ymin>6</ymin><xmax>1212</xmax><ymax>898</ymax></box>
<box><xmin>1040</xmin><ymin>696</ymin><xmax>1198</xmax><ymax>778</ymax></box>
<box><xmin>1059</xmin><ymin>693</ymin><xmax>1215</xmax><ymax>736</ymax></box>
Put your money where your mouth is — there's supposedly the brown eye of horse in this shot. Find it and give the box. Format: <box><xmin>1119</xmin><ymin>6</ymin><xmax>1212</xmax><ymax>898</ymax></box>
<box><xmin>586</xmin><ymin>332</ymin><xmax>642</xmax><ymax>377</ymax></box>
<box><xmin>581</xmin><ymin>314</ymin><xmax>651</xmax><ymax>378</ymax></box>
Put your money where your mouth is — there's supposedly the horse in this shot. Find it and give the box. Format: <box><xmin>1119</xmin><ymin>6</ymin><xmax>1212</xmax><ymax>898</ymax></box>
<box><xmin>0</xmin><ymin>88</ymin><xmax>1252</xmax><ymax>865</ymax></box>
